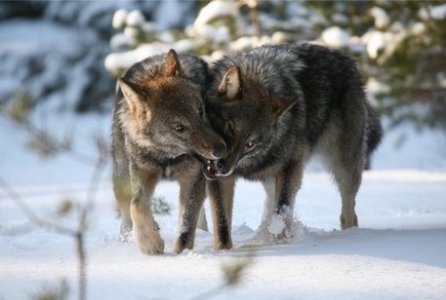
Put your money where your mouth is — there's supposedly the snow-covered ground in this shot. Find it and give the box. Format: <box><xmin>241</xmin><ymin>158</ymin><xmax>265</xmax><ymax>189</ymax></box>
<box><xmin>1</xmin><ymin>112</ymin><xmax>446</xmax><ymax>300</ymax></box>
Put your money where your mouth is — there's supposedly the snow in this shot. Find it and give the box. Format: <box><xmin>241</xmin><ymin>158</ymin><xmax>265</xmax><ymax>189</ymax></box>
<box><xmin>1</xmin><ymin>108</ymin><xmax>446</xmax><ymax>299</ymax></box>
<box><xmin>370</xmin><ymin>7</ymin><xmax>390</xmax><ymax>29</ymax></box>
<box><xmin>125</xmin><ymin>10</ymin><xmax>145</xmax><ymax>27</ymax></box>
<box><xmin>104</xmin><ymin>43</ymin><xmax>171</xmax><ymax>72</ymax></box>
<box><xmin>0</xmin><ymin>19</ymin><xmax>106</xmax><ymax>112</ymax></box>
<box><xmin>321</xmin><ymin>26</ymin><xmax>351</xmax><ymax>49</ymax></box>
<box><xmin>362</xmin><ymin>30</ymin><xmax>393</xmax><ymax>60</ymax></box>
<box><xmin>420</xmin><ymin>4</ymin><xmax>446</xmax><ymax>21</ymax></box>
<box><xmin>366</xmin><ymin>77</ymin><xmax>390</xmax><ymax>104</ymax></box>
<box><xmin>112</xmin><ymin>9</ymin><xmax>127</xmax><ymax>29</ymax></box>
<box><xmin>1</xmin><ymin>3</ymin><xmax>446</xmax><ymax>294</ymax></box>
<box><xmin>109</xmin><ymin>33</ymin><xmax>133</xmax><ymax>50</ymax></box>
<box><xmin>123</xmin><ymin>25</ymin><xmax>140</xmax><ymax>40</ymax></box>
<box><xmin>189</xmin><ymin>0</ymin><xmax>238</xmax><ymax>43</ymax></box>
<box><xmin>193</xmin><ymin>0</ymin><xmax>237</xmax><ymax>28</ymax></box>
<box><xmin>0</xmin><ymin>20</ymin><xmax>87</xmax><ymax>58</ymax></box>
<box><xmin>431</xmin><ymin>4</ymin><xmax>446</xmax><ymax>19</ymax></box>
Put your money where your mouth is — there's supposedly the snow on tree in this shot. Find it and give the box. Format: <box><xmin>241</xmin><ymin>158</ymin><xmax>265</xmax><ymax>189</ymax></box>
<box><xmin>105</xmin><ymin>0</ymin><xmax>444</xmax><ymax>130</ymax></box>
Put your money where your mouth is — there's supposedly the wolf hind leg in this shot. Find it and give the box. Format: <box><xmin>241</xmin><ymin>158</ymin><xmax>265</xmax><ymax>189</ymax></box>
<box><xmin>113</xmin><ymin>165</ymin><xmax>133</xmax><ymax>241</ymax></box>
<box><xmin>325</xmin><ymin>126</ymin><xmax>365</xmax><ymax>229</ymax></box>
<box><xmin>334</xmin><ymin>164</ymin><xmax>361</xmax><ymax>229</ymax></box>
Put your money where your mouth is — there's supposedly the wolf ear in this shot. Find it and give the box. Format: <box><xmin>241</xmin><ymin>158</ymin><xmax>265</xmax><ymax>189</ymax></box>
<box><xmin>164</xmin><ymin>49</ymin><xmax>181</xmax><ymax>77</ymax></box>
<box><xmin>118</xmin><ymin>78</ymin><xmax>143</xmax><ymax>115</ymax></box>
<box><xmin>217</xmin><ymin>66</ymin><xmax>241</xmax><ymax>100</ymax></box>
<box><xmin>272</xmin><ymin>97</ymin><xmax>296</xmax><ymax>118</ymax></box>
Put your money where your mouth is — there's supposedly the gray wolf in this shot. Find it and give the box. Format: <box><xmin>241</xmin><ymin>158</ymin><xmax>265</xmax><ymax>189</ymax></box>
<box><xmin>204</xmin><ymin>43</ymin><xmax>382</xmax><ymax>246</ymax></box>
<box><xmin>112</xmin><ymin>49</ymin><xmax>226</xmax><ymax>254</ymax></box>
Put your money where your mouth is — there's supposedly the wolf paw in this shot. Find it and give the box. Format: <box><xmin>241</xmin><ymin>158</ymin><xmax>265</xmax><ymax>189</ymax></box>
<box><xmin>215</xmin><ymin>239</ymin><xmax>233</xmax><ymax>250</ymax></box>
<box><xmin>134</xmin><ymin>224</ymin><xmax>165</xmax><ymax>254</ymax></box>
<box><xmin>174</xmin><ymin>237</ymin><xmax>193</xmax><ymax>254</ymax></box>
<box><xmin>266</xmin><ymin>214</ymin><xmax>295</xmax><ymax>242</ymax></box>
<box><xmin>137</xmin><ymin>234</ymin><xmax>164</xmax><ymax>255</ymax></box>
<box><xmin>267</xmin><ymin>214</ymin><xmax>287</xmax><ymax>235</ymax></box>
<box><xmin>340</xmin><ymin>213</ymin><xmax>358</xmax><ymax>230</ymax></box>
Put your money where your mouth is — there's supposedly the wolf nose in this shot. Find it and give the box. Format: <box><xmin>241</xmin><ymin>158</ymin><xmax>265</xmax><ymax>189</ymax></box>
<box><xmin>212</xmin><ymin>142</ymin><xmax>226</xmax><ymax>158</ymax></box>
<box><xmin>215</xmin><ymin>159</ymin><xmax>230</xmax><ymax>175</ymax></box>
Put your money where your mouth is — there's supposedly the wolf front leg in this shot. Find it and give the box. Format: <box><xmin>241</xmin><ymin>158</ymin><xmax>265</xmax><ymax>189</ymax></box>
<box><xmin>207</xmin><ymin>175</ymin><xmax>235</xmax><ymax>250</ymax></box>
<box><xmin>174</xmin><ymin>172</ymin><xmax>207</xmax><ymax>253</ymax></box>
<box><xmin>130</xmin><ymin>165</ymin><xmax>164</xmax><ymax>254</ymax></box>
<box><xmin>269</xmin><ymin>159</ymin><xmax>305</xmax><ymax>239</ymax></box>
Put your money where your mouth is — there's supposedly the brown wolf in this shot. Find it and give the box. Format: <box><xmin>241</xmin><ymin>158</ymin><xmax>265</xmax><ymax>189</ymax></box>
<box><xmin>205</xmin><ymin>43</ymin><xmax>382</xmax><ymax>246</ymax></box>
<box><xmin>112</xmin><ymin>49</ymin><xmax>226</xmax><ymax>254</ymax></box>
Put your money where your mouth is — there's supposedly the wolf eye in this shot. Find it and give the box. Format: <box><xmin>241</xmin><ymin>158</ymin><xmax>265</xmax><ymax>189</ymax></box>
<box><xmin>244</xmin><ymin>140</ymin><xmax>256</xmax><ymax>152</ymax></box>
<box><xmin>174</xmin><ymin>124</ymin><xmax>185</xmax><ymax>132</ymax></box>
<box><xmin>198</xmin><ymin>105</ymin><xmax>203</xmax><ymax>116</ymax></box>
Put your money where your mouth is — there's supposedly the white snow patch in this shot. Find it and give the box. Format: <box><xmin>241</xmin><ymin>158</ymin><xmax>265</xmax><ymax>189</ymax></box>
<box><xmin>362</xmin><ymin>30</ymin><xmax>394</xmax><ymax>59</ymax></box>
<box><xmin>189</xmin><ymin>0</ymin><xmax>238</xmax><ymax>43</ymax></box>
<box><xmin>267</xmin><ymin>214</ymin><xmax>286</xmax><ymax>236</ymax></box>
<box><xmin>411</xmin><ymin>22</ymin><xmax>426</xmax><ymax>35</ymax></box>
<box><xmin>104</xmin><ymin>43</ymin><xmax>171</xmax><ymax>72</ymax></box>
<box><xmin>189</xmin><ymin>23</ymin><xmax>231</xmax><ymax>43</ymax></box>
<box><xmin>366</xmin><ymin>77</ymin><xmax>391</xmax><ymax>104</ymax></box>
<box><xmin>123</xmin><ymin>26</ymin><xmax>140</xmax><ymax>40</ymax></box>
<box><xmin>321</xmin><ymin>26</ymin><xmax>351</xmax><ymax>49</ymax></box>
<box><xmin>112</xmin><ymin>9</ymin><xmax>127</xmax><ymax>29</ymax></box>
<box><xmin>420</xmin><ymin>3</ymin><xmax>446</xmax><ymax>20</ymax></box>
<box><xmin>174</xmin><ymin>39</ymin><xmax>199</xmax><ymax>53</ymax></box>
<box><xmin>431</xmin><ymin>3</ymin><xmax>446</xmax><ymax>19</ymax></box>
<box><xmin>193</xmin><ymin>0</ymin><xmax>237</xmax><ymax>28</ymax></box>
<box><xmin>370</xmin><ymin>7</ymin><xmax>390</xmax><ymax>29</ymax></box>
<box><xmin>126</xmin><ymin>10</ymin><xmax>145</xmax><ymax>27</ymax></box>
<box><xmin>110</xmin><ymin>33</ymin><xmax>133</xmax><ymax>49</ymax></box>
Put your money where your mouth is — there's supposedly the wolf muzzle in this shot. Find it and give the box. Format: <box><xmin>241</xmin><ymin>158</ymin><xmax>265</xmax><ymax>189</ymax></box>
<box><xmin>190</xmin><ymin>131</ymin><xmax>226</xmax><ymax>160</ymax></box>
<box><xmin>204</xmin><ymin>159</ymin><xmax>233</xmax><ymax>180</ymax></box>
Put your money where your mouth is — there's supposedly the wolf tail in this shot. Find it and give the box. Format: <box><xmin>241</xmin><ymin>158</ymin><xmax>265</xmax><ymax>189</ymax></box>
<box><xmin>365</xmin><ymin>103</ymin><xmax>383</xmax><ymax>170</ymax></box>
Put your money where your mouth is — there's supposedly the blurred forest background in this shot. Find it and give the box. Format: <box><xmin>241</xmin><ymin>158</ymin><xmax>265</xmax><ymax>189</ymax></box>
<box><xmin>0</xmin><ymin>0</ymin><xmax>445</xmax><ymax>130</ymax></box>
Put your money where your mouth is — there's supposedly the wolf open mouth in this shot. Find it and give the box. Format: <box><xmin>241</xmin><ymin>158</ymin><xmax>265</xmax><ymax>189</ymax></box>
<box><xmin>203</xmin><ymin>159</ymin><xmax>218</xmax><ymax>180</ymax></box>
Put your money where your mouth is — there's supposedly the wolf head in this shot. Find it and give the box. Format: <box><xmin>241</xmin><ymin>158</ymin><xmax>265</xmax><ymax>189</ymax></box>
<box><xmin>205</xmin><ymin>63</ymin><xmax>297</xmax><ymax>178</ymax></box>
<box><xmin>118</xmin><ymin>49</ymin><xmax>226</xmax><ymax>163</ymax></box>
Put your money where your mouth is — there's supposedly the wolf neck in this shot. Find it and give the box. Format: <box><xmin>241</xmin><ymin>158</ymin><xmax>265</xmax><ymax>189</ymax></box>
<box><xmin>128</xmin><ymin>138</ymin><xmax>188</xmax><ymax>169</ymax></box>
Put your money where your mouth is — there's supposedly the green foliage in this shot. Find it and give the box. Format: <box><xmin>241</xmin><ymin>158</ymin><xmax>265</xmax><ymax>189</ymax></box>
<box><xmin>4</xmin><ymin>89</ymin><xmax>78</xmax><ymax>159</ymax></box>
<box><xmin>9</xmin><ymin>91</ymin><xmax>33</xmax><ymax>124</ymax></box>
<box><xmin>26</xmin><ymin>129</ymin><xmax>72</xmax><ymax>159</ymax></box>
<box><xmin>107</xmin><ymin>1</ymin><xmax>446</xmax><ymax>130</ymax></box>
<box><xmin>32</xmin><ymin>279</ymin><xmax>69</xmax><ymax>300</ymax></box>
<box><xmin>221</xmin><ymin>253</ymin><xmax>254</xmax><ymax>286</ymax></box>
<box><xmin>306</xmin><ymin>0</ymin><xmax>446</xmax><ymax>129</ymax></box>
<box><xmin>57</xmin><ymin>198</ymin><xmax>75</xmax><ymax>216</ymax></box>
